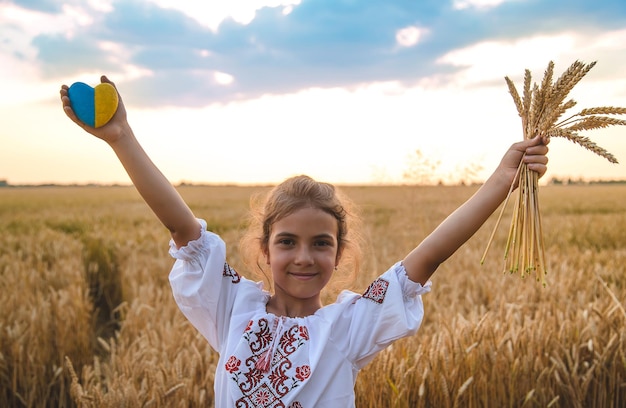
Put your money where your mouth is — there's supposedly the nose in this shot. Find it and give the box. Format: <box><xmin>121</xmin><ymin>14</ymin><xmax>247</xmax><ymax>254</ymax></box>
<box><xmin>294</xmin><ymin>245</ymin><xmax>314</xmax><ymax>265</ymax></box>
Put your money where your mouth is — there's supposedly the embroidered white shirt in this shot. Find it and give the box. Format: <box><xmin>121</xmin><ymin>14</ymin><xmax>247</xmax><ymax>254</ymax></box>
<box><xmin>169</xmin><ymin>219</ymin><xmax>431</xmax><ymax>408</ymax></box>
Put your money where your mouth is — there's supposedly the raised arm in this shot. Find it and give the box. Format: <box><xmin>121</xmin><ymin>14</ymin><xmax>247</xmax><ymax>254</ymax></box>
<box><xmin>60</xmin><ymin>76</ymin><xmax>200</xmax><ymax>248</ymax></box>
<box><xmin>402</xmin><ymin>136</ymin><xmax>549</xmax><ymax>285</ymax></box>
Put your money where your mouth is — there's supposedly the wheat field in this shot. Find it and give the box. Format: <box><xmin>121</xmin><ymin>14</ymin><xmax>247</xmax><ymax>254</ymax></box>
<box><xmin>1</xmin><ymin>184</ymin><xmax>624</xmax><ymax>407</ymax></box>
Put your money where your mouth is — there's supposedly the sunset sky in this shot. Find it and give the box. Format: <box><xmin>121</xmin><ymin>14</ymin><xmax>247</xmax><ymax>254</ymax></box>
<box><xmin>1</xmin><ymin>0</ymin><xmax>626</xmax><ymax>185</ymax></box>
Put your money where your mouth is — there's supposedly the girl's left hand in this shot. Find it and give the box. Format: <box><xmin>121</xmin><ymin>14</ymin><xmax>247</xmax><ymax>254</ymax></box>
<box><xmin>523</xmin><ymin>136</ymin><xmax>550</xmax><ymax>177</ymax></box>
<box><xmin>498</xmin><ymin>135</ymin><xmax>549</xmax><ymax>188</ymax></box>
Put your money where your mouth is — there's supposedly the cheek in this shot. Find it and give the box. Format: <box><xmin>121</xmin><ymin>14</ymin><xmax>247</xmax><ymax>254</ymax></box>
<box><xmin>319</xmin><ymin>252</ymin><xmax>339</xmax><ymax>269</ymax></box>
<box><xmin>267</xmin><ymin>248</ymin><xmax>287</xmax><ymax>266</ymax></box>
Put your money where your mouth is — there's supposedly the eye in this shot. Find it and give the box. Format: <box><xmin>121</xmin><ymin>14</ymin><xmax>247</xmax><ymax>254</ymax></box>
<box><xmin>314</xmin><ymin>240</ymin><xmax>333</xmax><ymax>247</ymax></box>
<box><xmin>277</xmin><ymin>238</ymin><xmax>295</xmax><ymax>246</ymax></box>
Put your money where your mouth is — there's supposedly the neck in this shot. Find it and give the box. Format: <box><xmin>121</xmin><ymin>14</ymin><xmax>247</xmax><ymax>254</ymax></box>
<box><xmin>266</xmin><ymin>294</ymin><xmax>322</xmax><ymax>318</ymax></box>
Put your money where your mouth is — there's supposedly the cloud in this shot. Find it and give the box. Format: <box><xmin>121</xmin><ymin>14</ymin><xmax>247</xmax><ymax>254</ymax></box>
<box><xmin>453</xmin><ymin>0</ymin><xmax>510</xmax><ymax>11</ymax></box>
<box><xmin>395</xmin><ymin>25</ymin><xmax>429</xmax><ymax>48</ymax></box>
<box><xmin>7</xmin><ymin>0</ymin><xmax>64</xmax><ymax>13</ymax></box>
<box><xmin>3</xmin><ymin>0</ymin><xmax>626</xmax><ymax>108</ymax></box>
<box><xmin>148</xmin><ymin>0</ymin><xmax>301</xmax><ymax>31</ymax></box>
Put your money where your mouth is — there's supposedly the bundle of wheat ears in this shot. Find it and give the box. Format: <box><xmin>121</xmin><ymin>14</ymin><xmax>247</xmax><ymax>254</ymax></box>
<box><xmin>481</xmin><ymin>60</ymin><xmax>626</xmax><ymax>286</ymax></box>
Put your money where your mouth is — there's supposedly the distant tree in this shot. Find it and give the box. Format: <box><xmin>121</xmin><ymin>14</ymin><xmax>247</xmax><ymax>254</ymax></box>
<box><xmin>402</xmin><ymin>149</ymin><xmax>441</xmax><ymax>185</ymax></box>
<box><xmin>549</xmin><ymin>177</ymin><xmax>564</xmax><ymax>185</ymax></box>
<box><xmin>453</xmin><ymin>161</ymin><xmax>484</xmax><ymax>185</ymax></box>
<box><xmin>402</xmin><ymin>150</ymin><xmax>485</xmax><ymax>186</ymax></box>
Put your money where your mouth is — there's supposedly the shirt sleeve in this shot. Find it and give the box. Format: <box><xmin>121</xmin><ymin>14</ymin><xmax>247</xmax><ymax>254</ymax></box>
<box><xmin>168</xmin><ymin>219</ymin><xmax>245</xmax><ymax>352</ymax></box>
<box><xmin>329</xmin><ymin>261</ymin><xmax>432</xmax><ymax>369</ymax></box>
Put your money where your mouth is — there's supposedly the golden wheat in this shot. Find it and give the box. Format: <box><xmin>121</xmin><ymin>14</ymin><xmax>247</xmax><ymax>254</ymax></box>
<box><xmin>483</xmin><ymin>60</ymin><xmax>626</xmax><ymax>285</ymax></box>
<box><xmin>1</xmin><ymin>185</ymin><xmax>625</xmax><ymax>406</ymax></box>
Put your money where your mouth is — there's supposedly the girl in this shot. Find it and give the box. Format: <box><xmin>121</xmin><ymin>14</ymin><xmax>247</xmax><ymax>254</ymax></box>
<box><xmin>60</xmin><ymin>76</ymin><xmax>549</xmax><ymax>407</ymax></box>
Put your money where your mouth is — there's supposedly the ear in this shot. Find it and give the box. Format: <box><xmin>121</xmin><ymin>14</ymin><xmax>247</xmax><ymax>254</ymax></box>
<box><xmin>335</xmin><ymin>248</ymin><xmax>343</xmax><ymax>267</ymax></box>
<box><xmin>263</xmin><ymin>248</ymin><xmax>270</xmax><ymax>265</ymax></box>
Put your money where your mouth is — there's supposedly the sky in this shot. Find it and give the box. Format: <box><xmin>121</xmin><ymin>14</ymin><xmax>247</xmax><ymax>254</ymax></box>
<box><xmin>1</xmin><ymin>0</ymin><xmax>626</xmax><ymax>186</ymax></box>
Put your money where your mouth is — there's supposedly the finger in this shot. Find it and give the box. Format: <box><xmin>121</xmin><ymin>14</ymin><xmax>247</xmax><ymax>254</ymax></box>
<box><xmin>59</xmin><ymin>87</ymin><xmax>69</xmax><ymax>104</ymax></box>
<box><xmin>62</xmin><ymin>103</ymin><xmax>82</xmax><ymax>126</ymax></box>
<box><xmin>524</xmin><ymin>152</ymin><xmax>548</xmax><ymax>178</ymax></box>
<box><xmin>525</xmin><ymin>143</ymin><xmax>549</xmax><ymax>156</ymax></box>
<box><xmin>524</xmin><ymin>154</ymin><xmax>549</xmax><ymax>166</ymax></box>
<box><xmin>101</xmin><ymin>75</ymin><xmax>116</xmax><ymax>89</ymax></box>
<box><xmin>60</xmin><ymin>91</ymin><xmax>73</xmax><ymax>114</ymax></box>
<box><xmin>512</xmin><ymin>135</ymin><xmax>542</xmax><ymax>153</ymax></box>
<box><xmin>527</xmin><ymin>135</ymin><xmax>544</xmax><ymax>147</ymax></box>
<box><xmin>526</xmin><ymin>162</ymin><xmax>548</xmax><ymax>177</ymax></box>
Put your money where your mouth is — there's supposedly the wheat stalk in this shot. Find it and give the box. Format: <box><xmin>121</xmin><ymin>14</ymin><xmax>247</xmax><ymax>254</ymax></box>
<box><xmin>481</xmin><ymin>60</ymin><xmax>625</xmax><ymax>285</ymax></box>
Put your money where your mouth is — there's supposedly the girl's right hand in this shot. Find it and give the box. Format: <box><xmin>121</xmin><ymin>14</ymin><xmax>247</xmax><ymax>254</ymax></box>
<box><xmin>60</xmin><ymin>75</ymin><xmax>129</xmax><ymax>145</ymax></box>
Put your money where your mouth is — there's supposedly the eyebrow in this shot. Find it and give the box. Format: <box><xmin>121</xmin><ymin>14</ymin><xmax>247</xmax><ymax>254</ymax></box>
<box><xmin>274</xmin><ymin>232</ymin><xmax>336</xmax><ymax>241</ymax></box>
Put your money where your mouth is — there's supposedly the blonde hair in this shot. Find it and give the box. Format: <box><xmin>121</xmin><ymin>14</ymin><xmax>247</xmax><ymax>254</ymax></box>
<box><xmin>240</xmin><ymin>175</ymin><xmax>364</xmax><ymax>296</ymax></box>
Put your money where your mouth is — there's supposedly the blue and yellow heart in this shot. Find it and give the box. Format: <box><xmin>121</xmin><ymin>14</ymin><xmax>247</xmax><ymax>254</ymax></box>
<box><xmin>68</xmin><ymin>82</ymin><xmax>119</xmax><ymax>128</ymax></box>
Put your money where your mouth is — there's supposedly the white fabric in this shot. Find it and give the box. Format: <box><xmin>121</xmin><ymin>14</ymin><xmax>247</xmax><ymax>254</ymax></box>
<box><xmin>169</xmin><ymin>219</ymin><xmax>431</xmax><ymax>408</ymax></box>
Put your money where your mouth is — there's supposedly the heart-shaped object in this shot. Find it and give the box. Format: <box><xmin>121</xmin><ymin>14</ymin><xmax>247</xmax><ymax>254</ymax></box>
<box><xmin>68</xmin><ymin>82</ymin><xmax>119</xmax><ymax>128</ymax></box>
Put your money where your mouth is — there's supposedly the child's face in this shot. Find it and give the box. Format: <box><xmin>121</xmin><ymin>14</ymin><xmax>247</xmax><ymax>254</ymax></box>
<box><xmin>266</xmin><ymin>207</ymin><xmax>339</xmax><ymax>305</ymax></box>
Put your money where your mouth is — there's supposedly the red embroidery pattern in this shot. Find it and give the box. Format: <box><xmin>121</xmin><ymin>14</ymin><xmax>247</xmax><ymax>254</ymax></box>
<box><xmin>362</xmin><ymin>278</ymin><xmax>389</xmax><ymax>304</ymax></box>
<box><xmin>244</xmin><ymin>320</ymin><xmax>253</xmax><ymax>332</ymax></box>
<box><xmin>298</xmin><ymin>326</ymin><xmax>309</xmax><ymax>341</ymax></box>
<box><xmin>226</xmin><ymin>356</ymin><xmax>241</xmax><ymax>373</ymax></box>
<box><xmin>223</xmin><ymin>262</ymin><xmax>241</xmax><ymax>283</ymax></box>
<box><xmin>226</xmin><ymin>319</ymin><xmax>310</xmax><ymax>407</ymax></box>
<box><xmin>295</xmin><ymin>365</ymin><xmax>310</xmax><ymax>382</ymax></box>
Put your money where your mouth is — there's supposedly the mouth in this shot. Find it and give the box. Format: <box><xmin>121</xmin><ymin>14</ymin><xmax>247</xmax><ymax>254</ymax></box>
<box><xmin>288</xmin><ymin>272</ymin><xmax>318</xmax><ymax>281</ymax></box>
